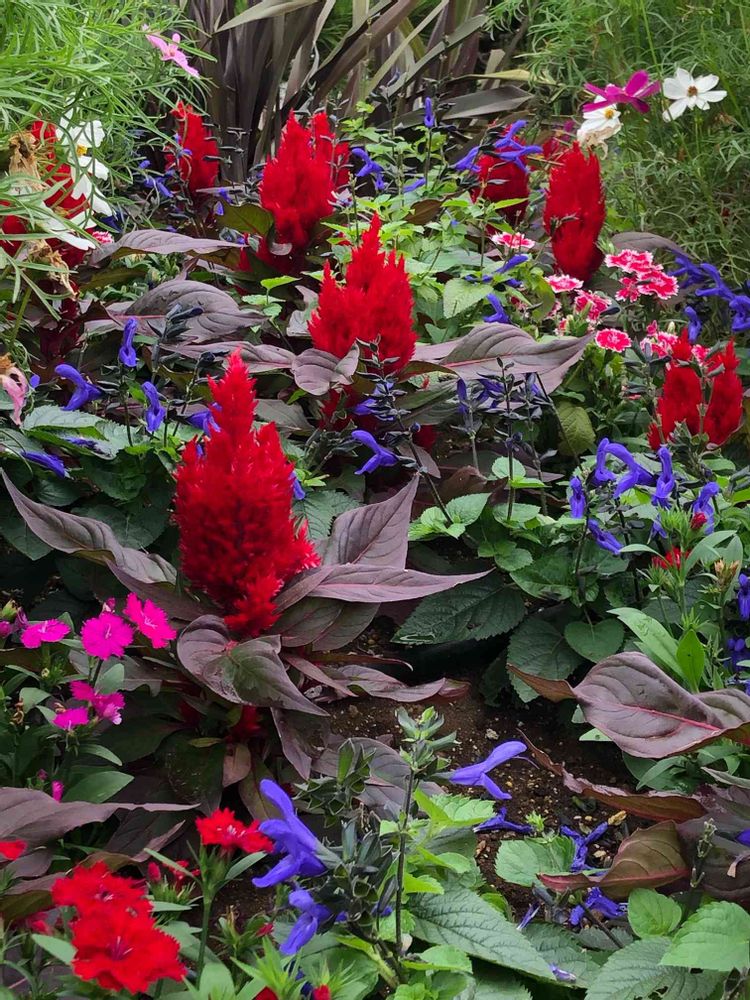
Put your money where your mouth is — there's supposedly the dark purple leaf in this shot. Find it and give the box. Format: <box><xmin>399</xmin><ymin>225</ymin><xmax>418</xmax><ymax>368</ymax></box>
<box><xmin>0</xmin><ymin>788</ymin><xmax>190</xmax><ymax>848</ymax></box>
<box><xmin>223</xmin><ymin>637</ymin><xmax>328</xmax><ymax>715</ymax></box>
<box><xmin>90</xmin><ymin>230</ymin><xmax>243</xmax><ymax>267</ymax></box>
<box><xmin>540</xmin><ymin>823</ymin><xmax>690</xmax><ymax>899</ymax></box>
<box><xmin>338</xmin><ymin>664</ymin><xmax>468</xmax><ymax>702</ymax></box>
<box><xmin>110</xmin><ymin>279</ymin><xmax>261</xmax><ymax>342</ymax></box>
<box><xmin>291</xmin><ymin>345</ymin><xmax>359</xmax><ymax>396</ymax></box>
<box><xmin>611</xmin><ymin>231</ymin><xmax>684</xmax><ymax>255</ymax></box>
<box><xmin>270</xmin><ymin>708</ymin><xmax>323</xmax><ymax>778</ymax></box>
<box><xmin>177</xmin><ymin>615</ymin><xmax>244</xmax><ymax>702</ymax></box>
<box><xmin>223</xmin><ymin>744</ymin><xmax>253</xmax><ymax>786</ymax></box>
<box><xmin>168</xmin><ymin>341</ymin><xmax>295</xmax><ymax>372</ymax></box>
<box><xmin>443</xmin><ymin>86</ymin><xmax>530</xmax><ymax>119</ymax></box>
<box><xmin>285</xmin><ymin>653</ymin><xmax>354</xmax><ymax>697</ymax></box>
<box><xmin>322</xmin><ymin>478</ymin><xmax>418</xmax><ymax>568</ymax></box>
<box><xmin>255</xmin><ymin>399</ymin><xmax>313</xmax><ymax>432</ymax></box>
<box><xmin>107</xmin><ymin>563</ymin><xmax>212</xmax><ymax>621</ymax></box>
<box><xmin>296</xmin><ymin>563</ymin><xmax>490</xmax><ymax>602</ymax></box>
<box><xmin>2</xmin><ymin>473</ymin><xmax>175</xmax><ymax>585</ymax></box>
<box><xmin>511</xmin><ymin>652</ymin><xmax>750</xmax><ymax>757</ymax></box>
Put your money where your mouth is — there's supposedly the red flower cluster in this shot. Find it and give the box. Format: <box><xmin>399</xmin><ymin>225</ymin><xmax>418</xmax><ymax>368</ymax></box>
<box><xmin>51</xmin><ymin>862</ymin><xmax>185</xmax><ymax>994</ymax></box>
<box><xmin>309</xmin><ymin>213</ymin><xmax>416</xmax><ymax>373</ymax></box>
<box><xmin>196</xmin><ymin>808</ymin><xmax>273</xmax><ymax>855</ymax></box>
<box><xmin>652</xmin><ymin>547</ymin><xmax>688</xmax><ymax>570</ymax></box>
<box><xmin>543</xmin><ymin>143</ymin><xmax>606</xmax><ymax>282</ymax></box>
<box><xmin>174</xmin><ymin>352</ymin><xmax>319</xmax><ymax>637</ymax></box>
<box><xmin>648</xmin><ymin>332</ymin><xmax>743</xmax><ymax>449</ymax></box>
<box><xmin>167</xmin><ymin>101</ymin><xmax>219</xmax><ymax>197</ymax></box>
<box><xmin>257</xmin><ymin>111</ymin><xmax>349</xmax><ymax>271</ymax></box>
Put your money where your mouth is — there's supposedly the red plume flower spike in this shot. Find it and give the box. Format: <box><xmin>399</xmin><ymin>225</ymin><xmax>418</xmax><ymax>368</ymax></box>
<box><xmin>257</xmin><ymin>111</ymin><xmax>349</xmax><ymax>271</ymax></box>
<box><xmin>543</xmin><ymin>142</ymin><xmax>606</xmax><ymax>282</ymax></box>
<box><xmin>648</xmin><ymin>332</ymin><xmax>743</xmax><ymax>448</ymax></box>
<box><xmin>309</xmin><ymin>213</ymin><xmax>416</xmax><ymax>373</ymax></box>
<box><xmin>174</xmin><ymin>353</ymin><xmax>319</xmax><ymax>638</ymax></box>
<box><xmin>167</xmin><ymin>102</ymin><xmax>219</xmax><ymax>197</ymax></box>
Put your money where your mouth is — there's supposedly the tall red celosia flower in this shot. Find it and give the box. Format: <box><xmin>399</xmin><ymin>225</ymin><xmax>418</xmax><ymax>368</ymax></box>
<box><xmin>167</xmin><ymin>101</ymin><xmax>219</xmax><ymax>197</ymax></box>
<box><xmin>648</xmin><ymin>332</ymin><xmax>743</xmax><ymax>448</ymax></box>
<box><xmin>309</xmin><ymin>213</ymin><xmax>416</xmax><ymax>373</ymax></box>
<box><xmin>174</xmin><ymin>353</ymin><xmax>319</xmax><ymax>638</ymax></box>
<box><xmin>257</xmin><ymin>111</ymin><xmax>349</xmax><ymax>268</ymax></box>
<box><xmin>70</xmin><ymin>907</ymin><xmax>185</xmax><ymax>993</ymax></box>
<box><xmin>543</xmin><ymin>142</ymin><xmax>606</xmax><ymax>281</ymax></box>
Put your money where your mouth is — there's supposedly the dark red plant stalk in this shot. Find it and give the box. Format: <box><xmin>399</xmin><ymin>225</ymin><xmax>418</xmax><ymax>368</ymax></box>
<box><xmin>174</xmin><ymin>353</ymin><xmax>319</xmax><ymax>638</ymax></box>
<box><xmin>256</xmin><ymin>111</ymin><xmax>349</xmax><ymax>272</ymax></box>
<box><xmin>648</xmin><ymin>333</ymin><xmax>743</xmax><ymax>448</ymax></box>
<box><xmin>167</xmin><ymin>102</ymin><xmax>219</xmax><ymax>197</ymax></box>
<box><xmin>309</xmin><ymin>213</ymin><xmax>416</xmax><ymax>373</ymax></box>
<box><xmin>543</xmin><ymin>142</ymin><xmax>606</xmax><ymax>281</ymax></box>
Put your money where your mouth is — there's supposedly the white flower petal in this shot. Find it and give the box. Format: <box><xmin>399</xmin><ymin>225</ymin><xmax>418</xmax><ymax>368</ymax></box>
<box><xmin>662</xmin><ymin>77</ymin><xmax>685</xmax><ymax>99</ymax></box>
<box><xmin>663</xmin><ymin>97</ymin><xmax>688</xmax><ymax>121</ymax></box>
<box><xmin>695</xmin><ymin>74</ymin><xmax>720</xmax><ymax>93</ymax></box>
<box><xmin>703</xmin><ymin>89</ymin><xmax>727</xmax><ymax>103</ymax></box>
<box><xmin>674</xmin><ymin>67</ymin><xmax>694</xmax><ymax>89</ymax></box>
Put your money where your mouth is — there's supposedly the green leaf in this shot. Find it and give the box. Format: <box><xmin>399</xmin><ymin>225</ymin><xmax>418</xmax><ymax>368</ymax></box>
<box><xmin>586</xmin><ymin>937</ymin><xmax>682</xmax><ymax>1000</ymax></box>
<box><xmin>296</xmin><ymin>490</ymin><xmax>360</xmax><ymax>541</ymax></box>
<box><xmin>443</xmin><ymin>278</ymin><xmax>489</xmax><ymax>318</ymax></box>
<box><xmin>564</xmin><ymin>620</ymin><xmax>624</xmax><ymax>662</ymax></box>
<box><xmin>507</xmin><ymin>617</ymin><xmax>582</xmax><ymax>703</ymax></box>
<box><xmin>410</xmin><ymin>887</ymin><xmax>554</xmax><ymax>981</ymax></box>
<box><xmin>32</xmin><ymin>934</ymin><xmax>76</xmax><ymax>965</ymax></box>
<box><xmin>471</xmin><ymin>969</ymin><xmax>532</xmax><ymax>1000</ymax></box>
<box><xmin>0</xmin><ymin>508</ymin><xmax>52</xmax><ymax>559</ymax></box>
<box><xmin>394</xmin><ymin>576</ymin><xmax>525</xmax><ymax>645</ymax></box>
<box><xmin>477</xmin><ymin>538</ymin><xmax>534</xmax><ymax>572</ymax></box>
<box><xmin>404</xmin><ymin>873</ymin><xmax>445</xmax><ymax>895</ymax></box>
<box><xmin>609</xmin><ymin>608</ymin><xmax>681</xmax><ymax>677</ymax></box>
<box><xmin>494</xmin><ymin>836</ymin><xmax>575</xmax><ymax>887</ymax></box>
<box><xmin>627</xmin><ymin>889</ymin><xmax>682</xmax><ymax>939</ymax></box>
<box><xmin>511</xmin><ymin>548</ymin><xmax>593</xmax><ymax>602</ymax></box>
<box><xmin>429</xmin><ymin>793</ymin><xmax>496</xmax><ymax>828</ymax></box>
<box><xmin>557</xmin><ymin>400</ymin><xmax>596</xmax><ymax>456</ymax></box>
<box><xmin>23</xmin><ymin>406</ymin><xmax>104</xmax><ymax>431</ymax></box>
<box><xmin>445</xmin><ymin>494</ymin><xmax>490</xmax><ymax>525</ymax></box>
<box><xmin>661</xmin><ymin>900</ymin><xmax>750</xmax><ymax>972</ymax></box>
<box><xmin>405</xmin><ymin>945</ymin><xmax>472</xmax><ymax>973</ymax></box>
<box><xmin>63</xmin><ymin>771</ymin><xmax>133</xmax><ymax>803</ymax></box>
<box><xmin>523</xmin><ymin>923</ymin><xmax>601</xmax><ymax>986</ymax></box>
<box><xmin>675</xmin><ymin>629</ymin><xmax>705</xmax><ymax>691</ymax></box>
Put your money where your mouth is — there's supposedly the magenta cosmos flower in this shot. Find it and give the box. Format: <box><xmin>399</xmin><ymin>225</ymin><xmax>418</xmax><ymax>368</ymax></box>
<box><xmin>123</xmin><ymin>594</ymin><xmax>176</xmax><ymax>649</ymax></box>
<box><xmin>80</xmin><ymin>611</ymin><xmax>133</xmax><ymax>659</ymax></box>
<box><xmin>21</xmin><ymin>619</ymin><xmax>71</xmax><ymax>649</ymax></box>
<box><xmin>583</xmin><ymin>70</ymin><xmax>661</xmax><ymax>113</ymax></box>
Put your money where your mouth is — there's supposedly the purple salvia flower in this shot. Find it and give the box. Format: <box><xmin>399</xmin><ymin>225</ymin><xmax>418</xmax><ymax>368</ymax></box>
<box><xmin>142</xmin><ymin>381</ymin><xmax>165</xmax><ymax>434</ymax></box>
<box><xmin>561</xmin><ymin>820</ymin><xmax>609</xmax><ymax>871</ymax></box>
<box><xmin>352</xmin><ymin>148</ymin><xmax>386</xmax><ymax>191</ymax></box>
<box><xmin>447</xmin><ymin>740</ymin><xmax>526</xmax><ymax>801</ymax></box>
<box><xmin>118</xmin><ymin>318</ymin><xmax>138</xmax><ymax>368</ymax></box>
<box><xmin>484</xmin><ymin>293</ymin><xmax>510</xmax><ymax>324</ymax></box>
<box><xmin>652</xmin><ymin>446</ymin><xmax>676</xmax><ymax>508</ymax></box>
<box><xmin>253</xmin><ymin>779</ymin><xmax>326</xmax><ymax>888</ymax></box>
<box><xmin>281</xmin><ymin>888</ymin><xmax>331</xmax><ymax>955</ymax></box>
<box><xmin>21</xmin><ymin>451</ymin><xmax>67</xmax><ymax>478</ymax></box>
<box><xmin>737</xmin><ymin>574</ymin><xmax>750</xmax><ymax>621</ymax></box>
<box><xmin>423</xmin><ymin>97</ymin><xmax>435</xmax><ymax>129</ymax></box>
<box><xmin>569</xmin><ymin>887</ymin><xmax>626</xmax><ymax>927</ymax></box>
<box><xmin>691</xmin><ymin>480</ymin><xmax>719</xmax><ymax>533</ymax></box>
<box><xmin>55</xmin><ymin>364</ymin><xmax>102</xmax><ymax>411</ymax></box>
<box><xmin>351</xmin><ymin>430</ymin><xmax>399</xmax><ymax>475</ymax></box>
<box><xmin>454</xmin><ymin>145</ymin><xmax>480</xmax><ymax>173</ymax></box>
<box><xmin>587</xmin><ymin>519</ymin><xmax>623</xmax><ymax>556</ymax></box>
<box><xmin>475</xmin><ymin>807</ymin><xmax>533</xmax><ymax>834</ymax></box>
<box><xmin>569</xmin><ymin>476</ymin><xmax>586</xmax><ymax>518</ymax></box>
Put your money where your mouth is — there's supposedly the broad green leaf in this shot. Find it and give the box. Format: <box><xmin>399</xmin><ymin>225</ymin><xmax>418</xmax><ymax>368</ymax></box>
<box><xmin>609</xmin><ymin>608</ymin><xmax>681</xmax><ymax>677</ymax></box>
<box><xmin>507</xmin><ymin>617</ymin><xmax>582</xmax><ymax>703</ymax></box>
<box><xmin>443</xmin><ymin>278</ymin><xmax>490</xmax><ymax>318</ymax></box>
<box><xmin>476</xmin><ymin>538</ymin><xmax>534</xmax><ymax>572</ymax></box>
<box><xmin>471</xmin><ymin>969</ymin><xmax>532</xmax><ymax>1000</ymax></box>
<box><xmin>557</xmin><ymin>400</ymin><xmax>596</xmax><ymax>455</ymax></box>
<box><xmin>429</xmin><ymin>793</ymin><xmax>496</xmax><ymax>828</ymax></box>
<box><xmin>63</xmin><ymin>771</ymin><xmax>133</xmax><ymax>803</ymax></box>
<box><xmin>511</xmin><ymin>548</ymin><xmax>597</xmax><ymax>602</ymax></box>
<box><xmin>627</xmin><ymin>889</ymin><xmax>681</xmax><ymax>939</ymax></box>
<box><xmin>404</xmin><ymin>873</ymin><xmax>445</xmax><ymax>895</ymax></box>
<box><xmin>295</xmin><ymin>490</ymin><xmax>360</xmax><ymax>540</ymax></box>
<box><xmin>564</xmin><ymin>620</ymin><xmax>624</xmax><ymax>662</ymax></box>
<box><xmin>394</xmin><ymin>576</ymin><xmax>525</xmax><ymax>645</ymax></box>
<box><xmin>661</xmin><ymin>900</ymin><xmax>750</xmax><ymax>972</ymax></box>
<box><xmin>410</xmin><ymin>887</ymin><xmax>554</xmax><ymax>981</ymax></box>
<box><xmin>445</xmin><ymin>494</ymin><xmax>490</xmax><ymax>525</ymax></box>
<box><xmin>495</xmin><ymin>836</ymin><xmax>575</xmax><ymax>887</ymax></box>
<box><xmin>523</xmin><ymin>923</ymin><xmax>601</xmax><ymax>987</ymax></box>
<box><xmin>586</xmin><ymin>937</ymin><xmax>683</xmax><ymax>1000</ymax></box>
<box><xmin>404</xmin><ymin>945</ymin><xmax>472</xmax><ymax>972</ymax></box>
<box><xmin>32</xmin><ymin>935</ymin><xmax>76</xmax><ymax>964</ymax></box>
<box><xmin>675</xmin><ymin>629</ymin><xmax>705</xmax><ymax>691</ymax></box>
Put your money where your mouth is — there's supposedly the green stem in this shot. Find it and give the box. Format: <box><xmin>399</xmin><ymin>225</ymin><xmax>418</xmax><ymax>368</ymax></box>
<box><xmin>394</xmin><ymin>769</ymin><xmax>416</xmax><ymax>959</ymax></box>
<box><xmin>197</xmin><ymin>889</ymin><xmax>215</xmax><ymax>976</ymax></box>
<box><xmin>6</xmin><ymin>286</ymin><xmax>32</xmax><ymax>351</ymax></box>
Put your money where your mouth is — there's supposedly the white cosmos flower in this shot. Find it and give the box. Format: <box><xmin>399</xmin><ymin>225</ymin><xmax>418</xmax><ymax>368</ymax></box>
<box><xmin>577</xmin><ymin>106</ymin><xmax>622</xmax><ymax>148</ymax></box>
<box><xmin>56</xmin><ymin>116</ymin><xmax>112</xmax><ymax>215</ymax></box>
<box><xmin>662</xmin><ymin>68</ymin><xmax>727</xmax><ymax>121</ymax></box>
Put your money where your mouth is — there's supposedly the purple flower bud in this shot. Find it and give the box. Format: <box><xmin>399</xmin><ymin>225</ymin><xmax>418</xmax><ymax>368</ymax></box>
<box><xmin>118</xmin><ymin>318</ymin><xmax>138</xmax><ymax>368</ymax></box>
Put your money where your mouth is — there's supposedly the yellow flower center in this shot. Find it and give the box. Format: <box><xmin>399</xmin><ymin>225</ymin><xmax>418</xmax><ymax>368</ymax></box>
<box><xmin>76</xmin><ymin>143</ymin><xmax>89</xmax><ymax>157</ymax></box>
<box><xmin>604</xmin><ymin>108</ymin><xmax>616</xmax><ymax>120</ymax></box>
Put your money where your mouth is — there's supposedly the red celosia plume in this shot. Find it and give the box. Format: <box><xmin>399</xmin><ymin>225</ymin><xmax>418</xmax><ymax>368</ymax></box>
<box><xmin>174</xmin><ymin>352</ymin><xmax>319</xmax><ymax>638</ymax></box>
<box><xmin>167</xmin><ymin>101</ymin><xmax>219</xmax><ymax>197</ymax></box>
<box><xmin>648</xmin><ymin>332</ymin><xmax>743</xmax><ymax>448</ymax></box>
<box><xmin>257</xmin><ymin>110</ymin><xmax>349</xmax><ymax>270</ymax></box>
<box><xmin>543</xmin><ymin>142</ymin><xmax>606</xmax><ymax>281</ymax></box>
<box><xmin>309</xmin><ymin>213</ymin><xmax>416</xmax><ymax>373</ymax></box>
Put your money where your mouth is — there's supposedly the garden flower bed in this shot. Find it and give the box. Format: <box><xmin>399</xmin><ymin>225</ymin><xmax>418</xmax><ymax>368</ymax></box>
<box><xmin>1</xmin><ymin>1</ymin><xmax>750</xmax><ymax>996</ymax></box>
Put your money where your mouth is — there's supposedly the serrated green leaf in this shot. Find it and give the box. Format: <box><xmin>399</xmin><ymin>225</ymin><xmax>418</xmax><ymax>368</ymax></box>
<box><xmin>585</xmin><ymin>937</ymin><xmax>680</xmax><ymax>1000</ymax></box>
<box><xmin>404</xmin><ymin>873</ymin><xmax>445</xmax><ymax>895</ymax></box>
<box><xmin>471</xmin><ymin>969</ymin><xmax>532</xmax><ymax>1000</ymax></box>
<box><xmin>296</xmin><ymin>490</ymin><xmax>360</xmax><ymax>540</ymax></box>
<box><xmin>443</xmin><ymin>278</ymin><xmax>489</xmax><ymax>318</ymax></box>
<box><xmin>511</xmin><ymin>548</ymin><xmax>596</xmax><ymax>602</ymax></box>
<box><xmin>430</xmin><ymin>793</ymin><xmax>496</xmax><ymax>827</ymax></box>
<box><xmin>627</xmin><ymin>889</ymin><xmax>681</xmax><ymax>939</ymax></box>
<box><xmin>405</xmin><ymin>944</ymin><xmax>472</xmax><ymax>973</ymax></box>
<box><xmin>411</xmin><ymin>887</ymin><xmax>554</xmax><ymax>981</ymax></box>
<box><xmin>494</xmin><ymin>836</ymin><xmax>575</xmax><ymax>887</ymax></box>
<box><xmin>661</xmin><ymin>900</ymin><xmax>750</xmax><ymax>972</ymax></box>
<box><xmin>394</xmin><ymin>576</ymin><xmax>525</xmax><ymax>645</ymax></box>
<box><xmin>507</xmin><ymin>617</ymin><xmax>582</xmax><ymax>703</ymax></box>
<box><xmin>523</xmin><ymin>923</ymin><xmax>600</xmax><ymax>987</ymax></box>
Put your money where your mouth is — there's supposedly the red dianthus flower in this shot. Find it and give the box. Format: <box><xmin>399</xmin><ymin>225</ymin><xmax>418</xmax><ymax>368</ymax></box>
<box><xmin>70</xmin><ymin>907</ymin><xmax>185</xmax><ymax>993</ymax></box>
<box><xmin>51</xmin><ymin>861</ymin><xmax>150</xmax><ymax>916</ymax></box>
<box><xmin>167</xmin><ymin>102</ymin><xmax>219</xmax><ymax>197</ymax></box>
<box><xmin>174</xmin><ymin>352</ymin><xmax>319</xmax><ymax>637</ymax></box>
<box><xmin>256</xmin><ymin>111</ymin><xmax>349</xmax><ymax>272</ymax></box>
<box><xmin>648</xmin><ymin>333</ymin><xmax>743</xmax><ymax>448</ymax></box>
<box><xmin>543</xmin><ymin>143</ymin><xmax>606</xmax><ymax>282</ymax></box>
<box><xmin>196</xmin><ymin>807</ymin><xmax>273</xmax><ymax>854</ymax></box>
<box><xmin>309</xmin><ymin>213</ymin><xmax>416</xmax><ymax>373</ymax></box>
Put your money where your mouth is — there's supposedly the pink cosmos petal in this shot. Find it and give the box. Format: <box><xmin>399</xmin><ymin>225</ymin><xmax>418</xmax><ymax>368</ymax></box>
<box><xmin>123</xmin><ymin>593</ymin><xmax>177</xmax><ymax>649</ymax></box>
<box><xmin>80</xmin><ymin>612</ymin><xmax>133</xmax><ymax>660</ymax></box>
<box><xmin>53</xmin><ymin>707</ymin><xmax>89</xmax><ymax>730</ymax></box>
<box><xmin>21</xmin><ymin>619</ymin><xmax>71</xmax><ymax>649</ymax></box>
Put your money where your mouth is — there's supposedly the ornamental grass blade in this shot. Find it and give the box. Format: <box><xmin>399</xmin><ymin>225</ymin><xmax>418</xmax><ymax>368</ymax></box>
<box><xmin>510</xmin><ymin>652</ymin><xmax>750</xmax><ymax>758</ymax></box>
<box><xmin>540</xmin><ymin>822</ymin><xmax>690</xmax><ymax>899</ymax></box>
